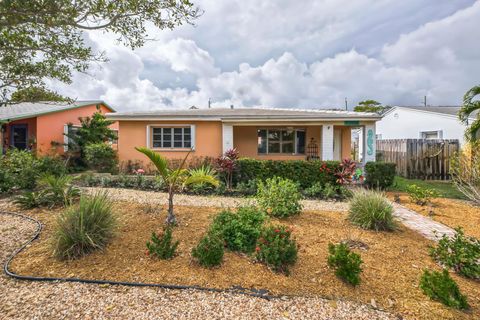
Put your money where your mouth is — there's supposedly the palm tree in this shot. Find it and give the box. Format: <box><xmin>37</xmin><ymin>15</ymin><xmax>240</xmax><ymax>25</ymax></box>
<box><xmin>459</xmin><ymin>85</ymin><xmax>480</xmax><ymax>141</ymax></box>
<box><xmin>135</xmin><ymin>147</ymin><xmax>219</xmax><ymax>225</ymax></box>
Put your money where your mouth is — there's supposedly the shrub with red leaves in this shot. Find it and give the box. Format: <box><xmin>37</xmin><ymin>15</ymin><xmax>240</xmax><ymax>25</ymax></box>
<box><xmin>335</xmin><ymin>158</ymin><xmax>357</xmax><ymax>185</ymax></box>
<box><xmin>215</xmin><ymin>148</ymin><xmax>239</xmax><ymax>189</ymax></box>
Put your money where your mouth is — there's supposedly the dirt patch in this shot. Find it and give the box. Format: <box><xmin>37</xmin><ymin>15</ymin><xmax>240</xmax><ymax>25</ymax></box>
<box><xmin>389</xmin><ymin>193</ymin><xmax>480</xmax><ymax>239</ymax></box>
<box><xmin>10</xmin><ymin>202</ymin><xmax>480</xmax><ymax>320</ymax></box>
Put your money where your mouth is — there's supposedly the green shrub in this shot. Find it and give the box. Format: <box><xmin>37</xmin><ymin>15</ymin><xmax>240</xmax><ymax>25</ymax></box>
<box><xmin>303</xmin><ymin>182</ymin><xmax>323</xmax><ymax>198</ymax></box>
<box><xmin>255</xmin><ymin>225</ymin><xmax>298</xmax><ymax>275</ymax></box>
<box><xmin>84</xmin><ymin>143</ymin><xmax>118</xmax><ymax>173</ymax></box>
<box><xmin>14</xmin><ymin>191</ymin><xmax>45</xmax><ymax>209</ymax></box>
<box><xmin>322</xmin><ymin>182</ymin><xmax>338</xmax><ymax>199</ymax></box>
<box><xmin>191</xmin><ymin>231</ymin><xmax>224</xmax><ymax>268</ymax></box>
<box><xmin>38</xmin><ymin>174</ymin><xmax>80</xmax><ymax>207</ymax></box>
<box><xmin>256</xmin><ymin>177</ymin><xmax>302</xmax><ymax>218</ymax></box>
<box><xmin>53</xmin><ymin>192</ymin><xmax>117</xmax><ymax>260</ymax></box>
<box><xmin>211</xmin><ymin>206</ymin><xmax>266</xmax><ymax>253</ymax></box>
<box><xmin>235</xmin><ymin>159</ymin><xmax>340</xmax><ymax>189</ymax></box>
<box><xmin>0</xmin><ymin>149</ymin><xmax>37</xmax><ymax>191</ymax></box>
<box><xmin>420</xmin><ymin>269</ymin><xmax>469</xmax><ymax>309</ymax></box>
<box><xmin>364</xmin><ymin>162</ymin><xmax>396</xmax><ymax>189</ymax></box>
<box><xmin>406</xmin><ymin>184</ymin><xmax>439</xmax><ymax>206</ymax></box>
<box><xmin>327</xmin><ymin>242</ymin><xmax>363</xmax><ymax>286</ymax></box>
<box><xmin>430</xmin><ymin>228</ymin><xmax>480</xmax><ymax>280</ymax></box>
<box><xmin>348</xmin><ymin>189</ymin><xmax>396</xmax><ymax>231</ymax></box>
<box><xmin>235</xmin><ymin>179</ymin><xmax>259</xmax><ymax>196</ymax></box>
<box><xmin>0</xmin><ymin>150</ymin><xmax>67</xmax><ymax>192</ymax></box>
<box><xmin>146</xmin><ymin>227</ymin><xmax>179</xmax><ymax>259</ymax></box>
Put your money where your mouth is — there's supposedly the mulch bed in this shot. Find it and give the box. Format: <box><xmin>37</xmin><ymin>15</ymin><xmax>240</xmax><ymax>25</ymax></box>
<box><xmin>390</xmin><ymin>193</ymin><xmax>480</xmax><ymax>239</ymax></box>
<box><xmin>10</xmin><ymin>201</ymin><xmax>480</xmax><ymax>319</ymax></box>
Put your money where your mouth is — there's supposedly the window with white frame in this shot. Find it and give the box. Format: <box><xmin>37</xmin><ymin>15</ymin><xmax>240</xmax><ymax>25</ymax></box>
<box><xmin>151</xmin><ymin>127</ymin><xmax>191</xmax><ymax>149</ymax></box>
<box><xmin>257</xmin><ymin>128</ymin><xmax>305</xmax><ymax>154</ymax></box>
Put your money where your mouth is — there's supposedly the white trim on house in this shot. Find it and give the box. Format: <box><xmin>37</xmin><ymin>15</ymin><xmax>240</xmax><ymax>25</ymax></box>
<box><xmin>222</xmin><ymin>124</ymin><xmax>233</xmax><ymax>153</ymax></box>
<box><xmin>321</xmin><ymin>124</ymin><xmax>334</xmax><ymax>160</ymax></box>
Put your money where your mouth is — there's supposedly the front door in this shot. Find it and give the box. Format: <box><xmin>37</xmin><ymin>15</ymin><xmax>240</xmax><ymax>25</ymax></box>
<box><xmin>333</xmin><ymin>128</ymin><xmax>342</xmax><ymax>161</ymax></box>
<box><xmin>10</xmin><ymin>124</ymin><xmax>28</xmax><ymax>150</ymax></box>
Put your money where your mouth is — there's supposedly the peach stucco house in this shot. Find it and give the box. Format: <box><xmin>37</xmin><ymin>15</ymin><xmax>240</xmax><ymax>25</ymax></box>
<box><xmin>106</xmin><ymin>108</ymin><xmax>381</xmax><ymax>166</ymax></box>
<box><xmin>0</xmin><ymin>100</ymin><xmax>117</xmax><ymax>155</ymax></box>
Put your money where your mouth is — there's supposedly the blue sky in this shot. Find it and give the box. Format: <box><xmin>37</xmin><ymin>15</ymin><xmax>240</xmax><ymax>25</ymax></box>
<box><xmin>53</xmin><ymin>0</ymin><xmax>479</xmax><ymax>111</ymax></box>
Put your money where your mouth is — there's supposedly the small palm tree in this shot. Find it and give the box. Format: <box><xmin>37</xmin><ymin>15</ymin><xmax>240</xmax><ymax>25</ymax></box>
<box><xmin>135</xmin><ymin>147</ymin><xmax>219</xmax><ymax>225</ymax></box>
<box><xmin>459</xmin><ymin>85</ymin><xmax>480</xmax><ymax>141</ymax></box>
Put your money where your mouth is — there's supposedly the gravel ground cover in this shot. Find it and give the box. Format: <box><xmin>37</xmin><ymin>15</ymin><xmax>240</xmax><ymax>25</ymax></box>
<box><xmin>0</xmin><ymin>201</ymin><xmax>396</xmax><ymax>320</ymax></box>
<box><xmin>81</xmin><ymin>187</ymin><xmax>350</xmax><ymax>212</ymax></box>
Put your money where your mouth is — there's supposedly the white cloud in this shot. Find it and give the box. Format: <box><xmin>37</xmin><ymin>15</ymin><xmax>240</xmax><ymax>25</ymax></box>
<box><xmin>51</xmin><ymin>1</ymin><xmax>480</xmax><ymax>110</ymax></box>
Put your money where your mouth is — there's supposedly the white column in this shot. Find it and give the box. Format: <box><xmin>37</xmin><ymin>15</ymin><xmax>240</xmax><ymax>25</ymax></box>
<box><xmin>321</xmin><ymin>123</ymin><xmax>334</xmax><ymax>160</ymax></box>
<box><xmin>222</xmin><ymin>123</ymin><xmax>233</xmax><ymax>153</ymax></box>
<box><xmin>363</xmin><ymin>122</ymin><xmax>376</xmax><ymax>163</ymax></box>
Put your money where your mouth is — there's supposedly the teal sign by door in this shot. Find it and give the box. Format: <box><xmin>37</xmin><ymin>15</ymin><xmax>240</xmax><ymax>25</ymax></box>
<box><xmin>367</xmin><ymin>129</ymin><xmax>374</xmax><ymax>156</ymax></box>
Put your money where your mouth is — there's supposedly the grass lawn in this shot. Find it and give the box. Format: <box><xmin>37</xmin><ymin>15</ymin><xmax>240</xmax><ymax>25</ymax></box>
<box><xmin>388</xmin><ymin>176</ymin><xmax>467</xmax><ymax>200</ymax></box>
<box><xmin>9</xmin><ymin>200</ymin><xmax>480</xmax><ymax>320</ymax></box>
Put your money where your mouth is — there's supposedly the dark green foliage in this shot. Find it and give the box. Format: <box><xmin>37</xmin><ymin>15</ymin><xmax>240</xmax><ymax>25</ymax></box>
<box><xmin>211</xmin><ymin>206</ymin><xmax>266</xmax><ymax>253</ymax></box>
<box><xmin>255</xmin><ymin>225</ymin><xmax>298</xmax><ymax>275</ymax></box>
<box><xmin>84</xmin><ymin>142</ymin><xmax>118</xmax><ymax>173</ymax></box>
<box><xmin>0</xmin><ymin>149</ymin><xmax>38</xmax><ymax>191</ymax></box>
<box><xmin>0</xmin><ymin>0</ymin><xmax>198</xmax><ymax>104</ymax></box>
<box><xmin>0</xmin><ymin>150</ymin><xmax>67</xmax><ymax>192</ymax></box>
<box><xmin>430</xmin><ymin>228</ymin><xmax>480</xmax><ymax>280</ymax></box>
<box><xmin>146</xmin><ymin>227</ymin><xmax>179</xmax><ymax>260</ymax></box>
<box><xmin>327</xmin><ymin>242</ymin><xmax>363</xmax><ymax>286</ymax></box>
<box><xmin>420</xmin><ymin>269</ymin><xmax>469</xmax><ymax>310</ymax></box>
<box><xmin>235</xmin><ymin>179</ymin><xmax>259</xmax><ymax>196</ymax></box>
<box><xmin>53</xmin><ymin>192</ymin><xmax>117</xmax><ymax>260</ymax></box>
<box><xmin>364</xmin><ymin>162</ymin><xmax>396</xmax><ymax>189</ymax></box>
<box><xmin>349</xmin><ymin>190</ymin><xmax>396</xmax><ymax>231</ymax></box>
<box><xmin>191</xmin><ymin>231</ymin><xmax>224</xmax><ymax>268</ymax></box>
<box><xmin>256</xmin><ymin>177</ymin><xmax>303</xmax><ymax>218</ymax></box>
<box><xmin>235</xmin><ymin>159</ymin><xmax>340</xmax><ymax>189</ymax></box>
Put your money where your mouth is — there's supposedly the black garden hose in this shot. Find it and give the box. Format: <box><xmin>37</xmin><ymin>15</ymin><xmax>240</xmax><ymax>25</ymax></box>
<box><xmin>1</xmin><ymin>211</ymin><xmax>274</xmax><ymax>300</ymax></box>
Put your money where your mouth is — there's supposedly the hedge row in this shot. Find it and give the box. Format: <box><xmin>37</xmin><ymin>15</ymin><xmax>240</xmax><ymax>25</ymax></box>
<box><xmin>234</xmin><ymin>159</ymin><xmax>341</xmax><ymax>188</ymax></box>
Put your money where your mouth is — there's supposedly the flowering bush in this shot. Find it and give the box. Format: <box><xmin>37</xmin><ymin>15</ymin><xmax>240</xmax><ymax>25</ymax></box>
<box><xmin>255</xmin><ymin>225</ymin><xmax>298</xmax><ymax>275</ymax></box>
<box><xmin>215</xmin><ymin>148</ymin><xmax>239</xmax><ymax>189</ymax></box>
<box><xmin>191</xmin><ymin>230</ymin><xmax>224</xmax><ymax>268</ymax></box>
<box><xmin>256</xmin><ymin>176</ymin><xmax>302</xmax><ymax>218</ymax></box>
<box><xmin>211</xmin><ymin>206</ymin><xmax>266</xmax><ymax>253</ymax></box>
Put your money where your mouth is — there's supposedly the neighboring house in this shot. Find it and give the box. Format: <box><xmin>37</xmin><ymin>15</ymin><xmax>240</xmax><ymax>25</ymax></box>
<box><xmin>0</xmin><ymin>101</ymin><xmax>117</xmax><ymax>155</ymax></box>
<box><xmin>106</xmin><ymin>108</ymin><xmax>381</xmax><ymax>166</ymax></box>
<box><xmin>376</xmin><ymin>106</ymin><xmax>477</xmax><ymax>145</ymax></box>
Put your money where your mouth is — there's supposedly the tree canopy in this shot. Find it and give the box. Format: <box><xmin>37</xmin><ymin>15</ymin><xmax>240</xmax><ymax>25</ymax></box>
<box><xmin>354</xmin><ymin>100</ymin><xmax>385</xmax><ymax>113</ymax></box>
<box><xmin>0</xmin><ymin>0</ymin><xmax>199</xmax><ymax>105</ymax></box>
<box><xmin>459</xmin><ymin>85</ymin><xmax>480</xmax><ymax>142</ymax></box>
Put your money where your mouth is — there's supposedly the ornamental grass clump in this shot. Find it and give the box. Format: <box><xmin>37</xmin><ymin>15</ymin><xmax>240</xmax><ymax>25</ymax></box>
<box><xmin>430</xmin><ymin>228</ymin><xmax>480</xmax><ymax>280</ymax></box>
<box><xmin>53</xmin><ymin>192</ymin><xmax>117</xmax><ymax>260</ymax></box>
<box><xmin>348</xmin><ymin>190</ymin><xmax>396</xmax><ymax>231</ymax></box>
<box><xmin>327</xmin><ymin>242</ymin><xmax>363</xmax><ymax>286</ymax></box>
<box><xmin>420</xmin><ymin>269</ymin><xmax>469</xmax><ymax>310</ymax></box>
<box><xmin>256</xmin><ymin>176</ymin><xmax>302</xmax><ymax>218</ymax></box>
<box><xmin>255</xmin><ymin>225</ymin><xmax>298</xmax><ymax>275</ymax></box>
<box><xmin>211</xmin><ymin>206</ymin><xmax>266</xmax><ymax>253</ymax></box>
<box><xmin>191</xmin><ymin>230</ymin><xmax>224</xmax><ymax>268</ymax></box>
<box><xmin>146</xmin><ymin>226</ymin><xmax>179</xmax><ymax>260</ymax></box>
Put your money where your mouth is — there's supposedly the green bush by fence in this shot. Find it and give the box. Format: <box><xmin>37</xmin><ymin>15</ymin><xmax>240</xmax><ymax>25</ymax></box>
<box><xmin>235</xmin><ymin>159</ymin><xmax>340</xmax><ymax>189</ymax></box>
<box><xmin>364</xmin><ymin>162</ymin><xmax>396</xmax><ymax>189</ymax></box>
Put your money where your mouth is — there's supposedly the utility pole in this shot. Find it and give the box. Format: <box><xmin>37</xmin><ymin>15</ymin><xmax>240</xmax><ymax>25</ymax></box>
<box><xmin>208</xmin><ymin>98</ymin><xmax>211</xmax><ymax>109</ymax></box>
<box><xmin>424</xmin><ymin>95</ymin><xmax>427</xmax><ymax>107</ymax></box>
<box><xmin>345</xmin><ymin>97</ymin><xmax>348</xmax><ymax>110</ymax></box>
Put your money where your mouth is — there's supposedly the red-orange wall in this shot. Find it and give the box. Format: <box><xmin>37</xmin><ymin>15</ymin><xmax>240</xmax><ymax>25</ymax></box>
<box><xmin>35</xmin><ymin>104</ymin><xmax>118</xmax><ymax>155</ymax></box>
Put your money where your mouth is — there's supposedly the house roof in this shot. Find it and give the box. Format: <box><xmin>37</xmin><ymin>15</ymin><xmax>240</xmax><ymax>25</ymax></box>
<box><xmin>106</xmin><ymin>107</ymin><xmax>381</xmax><ymax>122</ymax></box>
<box><xmin>385</xmin><ymin>106</ymin><xmax>478</xmax><ymax>119</ymax></box>
<box><xmin>0</xmin><ymin>100</ymin><xmax>115</xmax><ymax>122</ymax></box>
